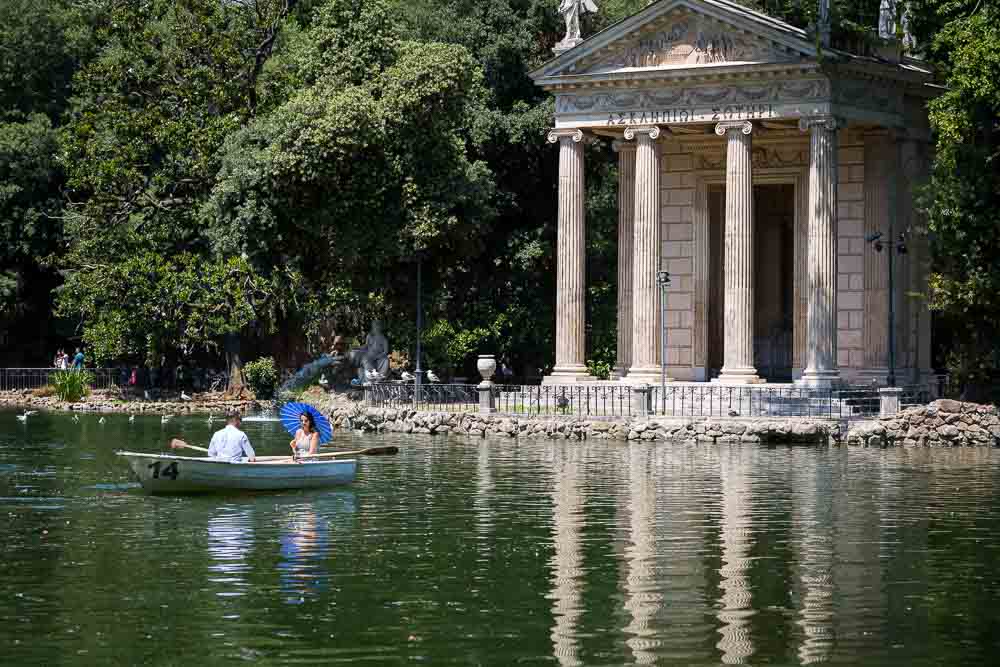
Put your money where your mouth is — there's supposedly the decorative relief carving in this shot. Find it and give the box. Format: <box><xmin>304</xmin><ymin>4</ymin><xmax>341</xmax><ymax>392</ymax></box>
<box><xmin>579</xmin><ymin>11</ymin><xmax>795</xmax><ymax>73</ymax></box>
<box><xmin>696</xmin><ymin>146</ymin><xmax>807</xmax><ymax>170</ymax></box>
<box><xmin>555</xmin><ymin>79</ymin><xmax>829</xmax><ymax>113</ymax></box>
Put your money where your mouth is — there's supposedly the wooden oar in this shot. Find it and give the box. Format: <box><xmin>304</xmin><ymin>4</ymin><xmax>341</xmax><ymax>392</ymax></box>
<box><xmin>255</xmin><ymin>446</ymin><xmax>400</xmax><ymax>462</ymax></box>
<box><xmin>169</xmin><ymin>438</ymin><xmax>209</xmax><ymax>454</ymax></box>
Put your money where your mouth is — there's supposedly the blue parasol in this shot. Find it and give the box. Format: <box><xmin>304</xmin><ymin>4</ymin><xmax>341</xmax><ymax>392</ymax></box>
<box><xmin>279</xmin><ymin>402</ymin><xmax>334</xmax><ymax>444</ymax></box>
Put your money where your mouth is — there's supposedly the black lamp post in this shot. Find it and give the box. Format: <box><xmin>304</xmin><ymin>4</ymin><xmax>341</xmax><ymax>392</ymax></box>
<box><xmin>657</xmin><ymin>270</ymin><xmax>671</xmax><ymax>414</ymax></box>
<box><xmin>414</xmin><ymin>256</ymin><xmax>424</xmax><ymax>404</ymax></box>
<box><xmin>865</xmin><ymin>231</ymin><xmax>907</xmax><ymax>387</ymax></box>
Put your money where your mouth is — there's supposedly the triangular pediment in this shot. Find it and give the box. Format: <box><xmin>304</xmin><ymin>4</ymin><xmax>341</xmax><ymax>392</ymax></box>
<box><xmin>533</xmin><ymin>0</ymin><xmax>824</xmax><ymax>81</ymax></box>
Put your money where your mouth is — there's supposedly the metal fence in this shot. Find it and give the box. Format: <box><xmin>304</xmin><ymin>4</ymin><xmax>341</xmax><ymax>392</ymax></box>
<box><xmin>366</xmin><ymin>382</ymin><xmax>935</xmax><ymax>420</ymax></box>
<box><xmin>366</xmin><ymin>383</ymin><xmax>480</xmax><ymax>412</ymax></box>
<box><xmin>0</xmin><ymin>368</ymin><xmax>123</xmax><ymax>392</ymax></box>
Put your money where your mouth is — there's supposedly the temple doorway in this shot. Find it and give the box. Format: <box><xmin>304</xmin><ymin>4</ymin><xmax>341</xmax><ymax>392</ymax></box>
<box><xmin>706</xmin><ymin>183</ymin><xmax>796</xmax><ymax>381</ymax></box>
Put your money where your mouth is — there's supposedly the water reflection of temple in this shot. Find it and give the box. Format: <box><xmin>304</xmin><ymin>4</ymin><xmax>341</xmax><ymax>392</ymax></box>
<box><xmin>548</xmin><ymin>445</ymin><xmax>585</xmax><ymax>667</ymax></box>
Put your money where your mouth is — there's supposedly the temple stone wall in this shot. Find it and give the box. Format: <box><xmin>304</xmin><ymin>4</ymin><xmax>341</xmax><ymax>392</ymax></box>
<box><xmin>656</xmin><ymin>130</ymin><xmax>887</xmax><ymax>383</ymax></box>
<box><xmin>661</xmin><ymin>137</ymin><xmax>696</xmax><ymax>380</ymax></box>
<box><xmin>836</xmin><ymin>132</ymin><xmax>867</xmax><ymax>380</ymax></box>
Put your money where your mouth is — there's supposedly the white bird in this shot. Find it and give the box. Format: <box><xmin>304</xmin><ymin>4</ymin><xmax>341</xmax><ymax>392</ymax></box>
<box><xmin>71</xmin><ymin>414</ymin><xmax>80</xmax><ymax>424</ymax></box>
<box><xmin>161</xmin><ymin>415</ymin><xmax>173</xmax><ymax>424</ymax></box>
<box><xmin>98</xmin><ymin>416</ymin><xmax>106</xmax><ymax>424</ymax></box>
<box><xmin>400</xmin><ymin>371</ymin><xmax>415</xmax><ymax>382</ymax></box>
<box><xmin>426</xmin><ymin>370</ymin><xmax>441</xmax><ymax>383</ymax></box>
<box><xmin>24</xmin><ymin>410</ymin><xmax>37</xmax><ymax>417</ymax></box>
<box><xmin>128</xmin><ymin>414</ymin><xmax>135</xmax><ymax>423</ymax></box>
<box><xmin>16</xmin><ymin>414</ymin><xmax>27</xmax><ymax>423</ymax></box>
<box><xmin>180</xmin><ymin>391</ymin><xmax>192</xmax><ymax>401</ymax></box>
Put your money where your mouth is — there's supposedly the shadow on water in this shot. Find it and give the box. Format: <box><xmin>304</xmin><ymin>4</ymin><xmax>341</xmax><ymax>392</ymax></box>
<box><xmin>3</xmin><ymin>409</ymin><xmax>1000</xmax><ymax>665</ymax></box>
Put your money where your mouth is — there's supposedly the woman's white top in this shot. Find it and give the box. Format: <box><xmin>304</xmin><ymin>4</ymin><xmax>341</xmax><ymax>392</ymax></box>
<box><xmin>294</xmin><ymin>431</ymin><xmax>315</xmax><ymax>456</ymax></box>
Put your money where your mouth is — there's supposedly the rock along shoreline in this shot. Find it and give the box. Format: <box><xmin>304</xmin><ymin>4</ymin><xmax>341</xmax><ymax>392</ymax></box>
<box><xmin>0</xmin><ymin>390</ymin><xmax>263</xmax><ymax>416</ymax></box>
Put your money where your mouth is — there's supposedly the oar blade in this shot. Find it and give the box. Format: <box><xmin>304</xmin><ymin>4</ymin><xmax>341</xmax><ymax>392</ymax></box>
<box><xmin>360</xmin><ymin>446</ymin><xmax>399</xmax><ymax>456</ymax></box>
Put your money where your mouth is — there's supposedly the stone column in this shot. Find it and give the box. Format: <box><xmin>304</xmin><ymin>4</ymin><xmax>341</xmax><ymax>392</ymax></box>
<box><xmin>625</xmin><ymin>126</ymin><xmax>666</xmax><ymax>384</ymax></box>
<box><xmin>544</xmin><ymin>129</ymin><xmax>592</xmax><ymax>384</ymax></box>
<box><xmin>613</xmin><ymin>140</ymin><xmax>637</xmax><ymax>379</ymax></box>
<box><xmin>798</xmin><ymin>116</ymin><xmax>841</xmax><ymax>388</ymax></box>
<box><xmin>862</xmin><ymin>132</ymin><xmax>894</xmax><ymax>382</ymax></box>
<box><xmin>714</xmin><ymin>121</ymin><xmax>762</xmax><ymax>384</ymax></box>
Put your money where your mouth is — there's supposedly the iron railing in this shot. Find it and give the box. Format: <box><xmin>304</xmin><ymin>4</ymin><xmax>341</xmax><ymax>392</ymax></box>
<box><xmin>366</xmin><ymin>383</ymin><xmax>480</xmax><ymax>412</ymax></box>
<box><xmin>365</xmin><ymin>382</ymin><xmax>935</xmax><ymax>420</ymax></box>
<box><xmin>0</xmin><ymin>368</ymin><xmax>122</xmax><ymax>392</ymax></box>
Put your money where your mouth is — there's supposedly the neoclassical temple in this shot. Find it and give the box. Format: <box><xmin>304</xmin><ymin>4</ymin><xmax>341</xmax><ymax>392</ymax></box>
<box><xmin>532</xmin><ymin>0</ymin><xmax>936</xmax><ymax>387</ymax></box>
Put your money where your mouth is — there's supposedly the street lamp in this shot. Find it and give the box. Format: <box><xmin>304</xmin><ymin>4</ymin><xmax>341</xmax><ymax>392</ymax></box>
<box><xmin>414</xmin><ymin>255</ymin><xmax>424</xmax><ymax>405</ymax></box>
<box><xmin>657</xmin><ymin>270</ymin><xmax>671</xmax><ymax>414</ymax></box>
<box><xmin>865</xmin><ymin>231</ymin><xmax>908</xmax><ymax>387</ymax></box>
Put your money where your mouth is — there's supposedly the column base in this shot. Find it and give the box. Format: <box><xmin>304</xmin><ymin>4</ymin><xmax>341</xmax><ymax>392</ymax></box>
<box><xmin>619</xmin><ymin>366</ymin><xmax>672</xmax><ymax>385</ymax></box>
<box><xmin>713</xmin><ymin>367</ymin><xmax>765</xmax><ymax>385</ymax></box>
<box><xmin>796</xmin><ymin>369</ymin><xmax>841</xmax><ymax>389</ymax></box>
<box><xmin>542</xmin><ymin>366</ymin><xmax>595</xmax><ymax>385</ymax></box>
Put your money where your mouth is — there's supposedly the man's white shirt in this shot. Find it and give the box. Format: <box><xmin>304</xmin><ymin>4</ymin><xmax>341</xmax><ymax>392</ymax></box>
<box><xmin>207</xmin><ymin>424</ymin><xmax>255</xmax><ymax>462</ymax></box>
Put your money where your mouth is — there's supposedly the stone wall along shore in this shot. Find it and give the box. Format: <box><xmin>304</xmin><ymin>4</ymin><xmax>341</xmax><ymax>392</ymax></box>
<box><xmin>327</xmin><ymin>405</ymin><xmax>841</xmax><ymax>445</ymax></box>
<box><xmin>0</xmin><ymin>390</ymin><xmax>262</xmax><ymax>415</ymax></box>
<box><xmin>847</xmin><ymin>399</ymin><xmax>1000</xmax><ymax>447</ymax></box>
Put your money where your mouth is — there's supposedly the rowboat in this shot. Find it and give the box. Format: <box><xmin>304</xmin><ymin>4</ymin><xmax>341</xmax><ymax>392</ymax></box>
<box><xmin>118</xmin><ymin>452</ymin><xmax>357</xmax><ymax>494</ymax></box>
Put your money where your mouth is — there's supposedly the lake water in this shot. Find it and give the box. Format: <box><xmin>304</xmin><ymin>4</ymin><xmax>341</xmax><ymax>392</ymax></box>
<box><xmin>2</xmin><ymin>409</ymin><xmax>1000</xmax><ymax>665</ymax></box>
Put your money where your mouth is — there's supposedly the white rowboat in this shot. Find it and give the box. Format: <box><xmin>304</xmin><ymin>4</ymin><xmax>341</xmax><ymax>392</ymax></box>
<box><xmin>118</xmin><ymin>452</ymin><xmax>357</xmax><ymax>494</ymax></box>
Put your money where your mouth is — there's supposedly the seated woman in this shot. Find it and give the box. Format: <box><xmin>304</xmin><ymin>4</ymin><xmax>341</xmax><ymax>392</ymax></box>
<box><xmin>290</xmin><ymin>411</ymin><xmax>320</xmax><ymax>459</ymax></box>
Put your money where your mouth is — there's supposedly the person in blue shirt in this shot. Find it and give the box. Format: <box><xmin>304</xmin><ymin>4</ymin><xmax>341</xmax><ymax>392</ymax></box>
<box><xmin>72</xmin><ymin>348</ymin><xmax>85</xmax><ymax>369</ymax></box>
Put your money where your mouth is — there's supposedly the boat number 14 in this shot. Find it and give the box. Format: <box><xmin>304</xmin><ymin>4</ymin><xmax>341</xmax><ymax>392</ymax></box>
<box><xmin>148</xmin><ymin>461</ymin><xmax>179</xmax><ymax>480</ymax></box>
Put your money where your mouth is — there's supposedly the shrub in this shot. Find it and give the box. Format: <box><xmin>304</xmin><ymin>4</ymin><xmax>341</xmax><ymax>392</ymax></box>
<box><xmin>244</xmin><ymin>357</ymin><xmax>278</xmax><ymax>400</ymax></box>
<box><xmin>31</xmin><ymin>385</ymin><xmax>56</xmax><ymax>398</ymax></box>
<box><xmin>52</xmin><ymin>370</ymin><xmax>93</xmax><ymax>402</ymax></box>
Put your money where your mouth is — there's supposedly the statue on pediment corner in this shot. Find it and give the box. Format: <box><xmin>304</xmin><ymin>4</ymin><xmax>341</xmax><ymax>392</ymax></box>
<box><xmin>556</xmin><ymin>0</ymin><xmax>598</xmax><ymax>51</ymax></box>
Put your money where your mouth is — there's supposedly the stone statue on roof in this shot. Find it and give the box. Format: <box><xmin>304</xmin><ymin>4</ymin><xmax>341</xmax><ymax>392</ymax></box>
<box><xmin>556</xmin><ymin>0</ymin><xmax>599</xmax><ymax>52</ymax></box>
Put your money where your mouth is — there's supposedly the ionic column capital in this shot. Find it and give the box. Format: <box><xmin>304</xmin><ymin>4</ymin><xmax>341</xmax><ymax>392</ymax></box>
<box><xmin>623</xmin><ymin>126</ymin><xmax>661</xmax><ymax>141</ymax></box>
<box><xmin>798</xmin><ymin>115</ymin><xmax>840</xmax><ymax>132</ymax></box>
<box><xmin>612</xmin><ymin>139</ymin><xmax>637</xmax><ymax>153</ymax></box>
<box><xmin>714</xmin><ymin>120</ymin><xmax>753</xmax><ymax>136</ymax></box>
<box><xmin>547</xmin><ymin>128</ymin><xmax>585</xmax><ymax>144</ymax></box>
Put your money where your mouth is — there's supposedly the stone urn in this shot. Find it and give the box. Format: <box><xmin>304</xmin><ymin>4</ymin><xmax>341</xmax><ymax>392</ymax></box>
<box><xmin>477</xmin><ymin>355</ymin><xmax>497</xmax><ymax>384</ymax></box>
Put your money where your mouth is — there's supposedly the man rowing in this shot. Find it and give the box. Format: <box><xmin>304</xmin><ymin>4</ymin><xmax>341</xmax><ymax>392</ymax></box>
<box><xmin>207</xmin><ymin>410</ymin><xmax>256</xmax><ymax>463</ymax></box>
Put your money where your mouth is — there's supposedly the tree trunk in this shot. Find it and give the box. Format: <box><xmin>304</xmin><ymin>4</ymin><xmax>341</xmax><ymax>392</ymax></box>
<box><xmin>225</xmin><ymin>333</ymin><xmax>245</xmax><ymax>394</ymax></box>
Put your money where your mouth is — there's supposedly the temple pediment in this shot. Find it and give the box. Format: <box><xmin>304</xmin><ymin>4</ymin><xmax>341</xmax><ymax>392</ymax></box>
<box><xmin>533</xmin><ymin>0</ymin><xmax>822</xmax><ymax>81</ymax></box>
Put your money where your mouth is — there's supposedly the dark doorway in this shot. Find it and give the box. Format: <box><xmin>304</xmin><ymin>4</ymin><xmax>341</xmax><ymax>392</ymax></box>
<box><xmin>706</xmin><ymin>183</ymin><xmax>795</xmax><ymax>381</ymax></box>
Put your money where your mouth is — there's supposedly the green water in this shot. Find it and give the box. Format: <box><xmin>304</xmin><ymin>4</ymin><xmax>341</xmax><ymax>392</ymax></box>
<box><xmin>2</xmin><ymin>410</ymin><xmax>1000</xmax><ymax>665</ymax></box>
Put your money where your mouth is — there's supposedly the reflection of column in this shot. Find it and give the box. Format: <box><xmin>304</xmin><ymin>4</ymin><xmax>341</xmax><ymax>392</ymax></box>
<box><xmin>714</xmin><ymin>121</ymin><xmax>762</xmax><ymax>384</ymax></box>
<box><xmin>475</xmin><ymin>441</ymin><xmax>494</xmax><ymax>544</ymax></box>
<box><xmin>799</xmin><ymin>116</ymin><xmax>841</xmax><ymax>388</ymax></box>
<box><xmin>862</xmin><ymin>132</ymin><xmax>894</xmax><ymax>379</ymax></box>
<box><xmin>627</xmin><ymin>126</ymin><xmax>666</xmax><ymax>384</ymax></box>
<box><xmin>546</xmin><ymin>129</ymin><xmax>591</xmax><ymax>384</ymax></box>
<box><xmin>614</xmin><ymin>140</ymin><xmax>637</xmax><ymax>379</ymax></box>
<box><xmin>716</xmin><ymin>449</ymin><xmax>755</xmax><ymax>664</ymax></box>
<box><xmin>623</xmin><ymin>443</ymin><xmax>661</xmax><ymax>663</ymax></box>
<box><xmin>549</xmin><ymin>446</ymin><xmax>584</xmax><ymax>667</ymax></box>
<box><xmin>791</xmin><ymin>453</ymin><xmax>834</xmax><ymax>664</ymax></box>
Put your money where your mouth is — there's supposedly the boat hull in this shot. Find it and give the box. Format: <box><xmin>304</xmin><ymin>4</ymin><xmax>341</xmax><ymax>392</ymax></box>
<box><xmin>118</xmin><ymin>452</ymin><xmax>357</xmax><ymax>494</ymax></box>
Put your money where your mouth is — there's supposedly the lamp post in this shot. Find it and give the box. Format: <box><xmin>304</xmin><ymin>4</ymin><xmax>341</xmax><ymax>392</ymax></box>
<box><xmin>414</xmin><ymin>255</ymin><xmax>424</xmax><ymax>405</ymax></box>
<box><xmin>865</xmin><ymin>231</ymin><xmax>907</xmax><ymax>387</ymax></box>
<box><xmin>657</xmin><ymin>270</ymin><xmax>671</xmax><ymax>414</ymax></box>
